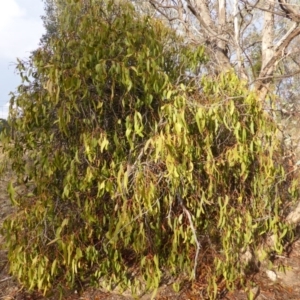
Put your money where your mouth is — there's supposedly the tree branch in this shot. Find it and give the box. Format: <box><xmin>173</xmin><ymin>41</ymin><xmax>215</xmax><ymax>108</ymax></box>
<box><xmin>257</xmin><ymin>23</ymin><xmax>300</xmax><ymax>90</ymax></box>
<box><xmin>186</xmin><ymin>0</ymin><xmax>219</xmax><ymax>38</ymax></box>
<box><xmin>278</xmin><ymin>0</ymin><xmax>300</xmax><ymax>22</ymax></box>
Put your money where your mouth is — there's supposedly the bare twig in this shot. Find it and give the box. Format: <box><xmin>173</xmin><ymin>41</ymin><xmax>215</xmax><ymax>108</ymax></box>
<box><xmin>0</xmin><ymin>276</ymin><xmax>12</xmax><ymax>283</ymax></box>
<box><xmin>177</xmin><ymin>192</ymin><xmax>201</xmax><ymax>279</ymax></box>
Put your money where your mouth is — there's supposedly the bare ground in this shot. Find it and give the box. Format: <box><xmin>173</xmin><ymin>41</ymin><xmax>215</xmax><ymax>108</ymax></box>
<box><xmin>1</xmin><ymin>163</ymin><xmax>300</xmax><ymax>299</ymax></box>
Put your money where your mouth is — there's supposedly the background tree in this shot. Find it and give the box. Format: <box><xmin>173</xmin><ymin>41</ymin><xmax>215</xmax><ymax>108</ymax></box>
<box><xmin>143</xmin><ymin>0</ymin><xmax>300</xmax><ymax>98</ymax></box>
<box><xmin>40</xmin><ymin>0</ymin><xmax>67</xmax><ymax>45</ymax></box>
<box><xmin>1</xmin><ymin>0</ymin><xmax>299</xmax><ymax>298</ymax></box>
<box><xmin>41</xmin><ymin>0</ymin><xmax>58</xmax><ymax>44</ymax></box>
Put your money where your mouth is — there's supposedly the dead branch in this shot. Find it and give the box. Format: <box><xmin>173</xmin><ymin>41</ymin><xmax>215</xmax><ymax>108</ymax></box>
<box><xmin>0</xmin><ymin>276</ymin><xmax>12</xmax><ymax>283</ymax></box>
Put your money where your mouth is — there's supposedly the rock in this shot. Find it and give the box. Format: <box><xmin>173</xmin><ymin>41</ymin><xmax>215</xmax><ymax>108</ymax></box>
<box><xmin>266</xmin><ymin>269</ymin><xmax>277</xmax><ymax>282</ymax></box>
<box><xmin>287</xmin><ymin>201</ymin><xmax>300</xmax><ymax>225</ymax></box>
<box><xmin>240</xmin><ymin>248</ymin><xmax>253</xmax><ymax>265</ymax></box>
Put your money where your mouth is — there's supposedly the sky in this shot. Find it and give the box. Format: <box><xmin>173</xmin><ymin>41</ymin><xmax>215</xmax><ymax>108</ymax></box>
<box><xmin>0</xmin><ymin>0</ymin><xmax>45</xmax><ymax>119</ymax></box>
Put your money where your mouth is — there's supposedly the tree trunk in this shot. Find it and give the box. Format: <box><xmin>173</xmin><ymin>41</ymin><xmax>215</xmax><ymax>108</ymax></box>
<box><xmin>257</xmin><ymin>0</ymin><xmax>275</xmax><ymax>99</ymax></box>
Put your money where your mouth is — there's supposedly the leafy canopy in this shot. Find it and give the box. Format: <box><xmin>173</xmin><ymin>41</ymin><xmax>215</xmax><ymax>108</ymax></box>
<box><xmin>2</xmin><ymin>0</ymin><xmax>298</xmax><ymax>297</ymax></box>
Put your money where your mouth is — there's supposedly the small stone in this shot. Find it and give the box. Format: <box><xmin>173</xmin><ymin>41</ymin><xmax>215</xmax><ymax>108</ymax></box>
<box><xmin>287</xmin><ymin>201</ymin><xmax>300</xmax><ymax>224</ymax></box>
<box><xmin>240</xmin><ymin>248</ymin><xmax>253</xmax><ymax>265</ymax></box>
<box><xmin>266</xmin><ymin>269</ymin><xmax>277</xmax><ymax>282</ymax></box>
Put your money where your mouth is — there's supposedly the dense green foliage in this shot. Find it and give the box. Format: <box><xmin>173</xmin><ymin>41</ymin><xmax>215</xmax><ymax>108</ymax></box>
<box><xmin>0</xmin><ymin>119</ymin><xmax>9</xmax><ymax>134</ymax></box>
<box><xmin>1</xmin><ymin>0</ymin><xmax>298</xmax><ymax>298</ymax></box>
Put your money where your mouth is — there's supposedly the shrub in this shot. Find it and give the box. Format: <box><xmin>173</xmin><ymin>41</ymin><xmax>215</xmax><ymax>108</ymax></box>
<box><xmin>2</xmin><ymin>0</ymin><xmax>298</xmax><ymax>297</ymax></box>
